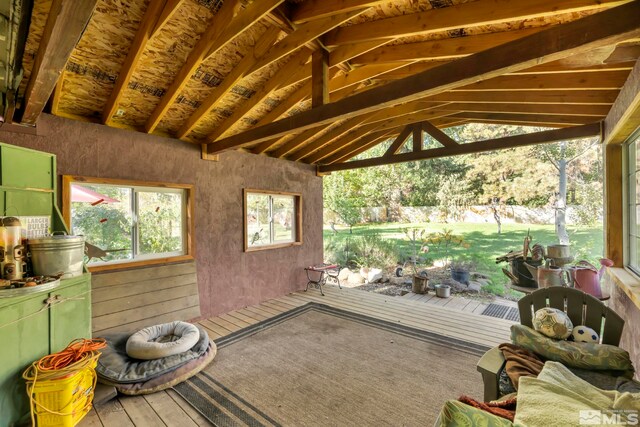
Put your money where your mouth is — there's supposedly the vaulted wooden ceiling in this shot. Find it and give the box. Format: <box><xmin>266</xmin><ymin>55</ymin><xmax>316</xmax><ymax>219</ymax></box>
<box><xmin>10</xmin><ymin>0</ymin><xmax>640</xmax><ymax>169</ymax></box>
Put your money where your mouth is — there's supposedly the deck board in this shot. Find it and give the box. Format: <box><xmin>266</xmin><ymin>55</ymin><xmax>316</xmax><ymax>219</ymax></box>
<box><xmin>81</xmin><ymin>286</ymin><xmax>512</xmax><ymax>426</ymax></box>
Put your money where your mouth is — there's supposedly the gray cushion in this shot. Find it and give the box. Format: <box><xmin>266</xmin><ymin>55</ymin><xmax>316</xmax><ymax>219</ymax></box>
<box><xmin>96</xmin><ymin>325</ymin><xmax>209</xmax><ymax>384</ymax></box>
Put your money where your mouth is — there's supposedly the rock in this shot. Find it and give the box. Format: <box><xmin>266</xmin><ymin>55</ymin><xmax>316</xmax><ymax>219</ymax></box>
<box><xmin>389</xmin><ymin>276</ymin><xmax>412</xmax><ymax>286</ymax></box>
<box><xmin>444</xmin><ymin>277</ymin><xmax>468</xmax><ymax>293</ymax></box>
<box><xmin>474</xmin><ymin>278</ymin><xmax>491</xmax><ymax>286</ymax></box>
<box><xmin>348</xmin><ymin>272</ymin><xmax>365</xmax><ymax>285</ymax></box>
<box><xmin>367</xmin><ymin>268</ymin><xmax>383</xmax><ymax>283</ymax></box>
<box><xmin>471</xmin><ymin>272</ymin><xmax>490</xmax><ymax>280</ymax></box>
<box><xmin>359</xmin><ymin>267</ymin><xmax>369</xmax><ymax>277</ymax></box>
<box><xmin>467</xmin><ymin>281</ymin><xmax>482</xmax><ymax>293</ymax></box>
<box><xmin>380</xmin><ymin>273</ymin><xmax>390</xmax><ymax>283</ymax></box>
<box><xmin>338</xmin><ymin>268</ymin><xmax>351</xmax><ymax>281</ymax></box>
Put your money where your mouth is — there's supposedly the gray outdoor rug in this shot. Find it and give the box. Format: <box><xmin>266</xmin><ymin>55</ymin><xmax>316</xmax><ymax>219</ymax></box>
<box><xmin>173</xmin><ymin>302</ymin><xmax>489</xmax><ymax>426</ymax></box>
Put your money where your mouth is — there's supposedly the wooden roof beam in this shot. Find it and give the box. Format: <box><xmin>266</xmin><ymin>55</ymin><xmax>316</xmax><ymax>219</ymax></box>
<box><xmin>384</xmin><ymin>126</ymin><xmax>412</xmax><ymax>157</ymax></box>
<box><xmin>271</xmin><ymin>125</ymin><xmax>331</xmax><ymax>158</ymax></box>
<box><xmin>441</xmin><ymin>103</ymin><xmax>612</xmax><ymax>117</ymax></box>
<box><xmin>426</xmin><ymin>90</ymin><xmax>620</xmax><ymax>105</ymax></box>
<box><xmin>103</xmin><ymin>0</ymin><xmax>186</xmax><ymax>124</ymax></box>
<box><xmin>291</xmin><ymin>0</ymin><xmax>385</xmax><ymax>24</ymax></box>
<box><xmin>207</xmin><ymin>2</ymin><xmax>640</xmax><ymax>155</ymax></box>
<box><xmin>21</xmin><ymin>0</ymin><xmax>98</xmax><ymax>125</ymax></box>
<box><xmin>320</xmin><ymin>129</ymin><xmax>395</xmax><ymax>165</ymax></box>
<box><xmin>312</xmin><ymin>48</ymin><xmax>329</xmax><ymax>107</ymax></box>
<box><xmin>422</xmin><ymin>120</ymin><xmax>458</xmax><ymax>148</ymax></box>
<box><xmin>319</xmin><ymin>123</ymin><xmax>602</xmax><ymax>172</ymax></box>
<box><xmin>323</xmin><ymin>0</ymin><xmax>630</xmax><ymax>47</ymax></box>
<box><xmin>449</xmin><ymin>112</ymin><xmax>600</xmax><ymax>126</ymax></box>
<box><xmin>603</xmin><ymin>57</ymin><xmax>640</xmax><ymax>144</ymax></box>
<box><xmin>295</xmin><ymin>118</ymin><xmax>378</xmax><ymax>162</ymax></box>
<box><xmin>145</xmin><ymin>0</ymin><xmax>282</xmax><ymax>133</ymax></box>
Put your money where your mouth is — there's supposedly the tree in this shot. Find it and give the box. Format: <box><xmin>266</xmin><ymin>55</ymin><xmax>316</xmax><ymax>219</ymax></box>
<box><xmin>537</xmin><ymin>137</ymin><xmax>600</xmax><ymax>243</ymax></box>
<box><xmin>323</xmin><ymin>171</ymin><xmax>364</xmax><ymax>233</ymax></box>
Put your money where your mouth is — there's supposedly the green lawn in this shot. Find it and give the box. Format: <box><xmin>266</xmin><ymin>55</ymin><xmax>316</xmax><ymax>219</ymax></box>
<box><xmin>323</xmin><ymin>222</ymin><xmax>603</xmax><ymax>296</ymax></box>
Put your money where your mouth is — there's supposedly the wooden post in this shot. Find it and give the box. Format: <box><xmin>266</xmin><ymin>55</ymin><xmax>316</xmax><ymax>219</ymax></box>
<box><xmin>412</xmin><ymin>124</ymin><xmax>423</xmax><ymax>152</ymax></box>
<box><xmin>604</xmin><ymin>143</ymin><xmax>624</xmax><ymax>267</ymax></box>
<box><xmin>312</xmin><ymin>48</ymin><xmax>329</xmax><ymax>107</ymax></box>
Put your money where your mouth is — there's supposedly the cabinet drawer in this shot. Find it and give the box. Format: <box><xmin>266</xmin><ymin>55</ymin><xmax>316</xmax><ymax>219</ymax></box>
<box><xmin>1</xmin><ymin>145</ymin><xmax>54</xmax><ymax>190</ymax></box>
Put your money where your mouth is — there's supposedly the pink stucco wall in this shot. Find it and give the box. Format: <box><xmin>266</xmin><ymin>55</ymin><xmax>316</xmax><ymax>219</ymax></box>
<box><xmin>0</xmin><ymin>114</ymin><xmax>324</xmax><ymax>318</ymax></box>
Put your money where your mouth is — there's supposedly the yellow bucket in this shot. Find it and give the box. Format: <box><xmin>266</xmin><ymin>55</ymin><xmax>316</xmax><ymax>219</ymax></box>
<box><xmin>25</xmin><ymin>360</ymin><xmax>97</xmax><ymax>427</ymax></box>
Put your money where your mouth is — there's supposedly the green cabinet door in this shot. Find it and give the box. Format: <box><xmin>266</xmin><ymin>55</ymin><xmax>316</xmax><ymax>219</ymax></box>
<box><xmin>1</xmin><ymin>145</ymin><xmax>54</xmax><ymax>190</ymax></box>
<box><xmin>49</xmin><ymin>276</ymin><xmax>92</xmax><ymax>352</ymax></box>
<box><xmin>0</xmin><ymin>293</ymin><xmax>51</xmax><ymax>426</ymax></box>
<box><xmin>5</xmin><ymin>191</ymin><xmax>53</xmax><ymax>217</ymax></box>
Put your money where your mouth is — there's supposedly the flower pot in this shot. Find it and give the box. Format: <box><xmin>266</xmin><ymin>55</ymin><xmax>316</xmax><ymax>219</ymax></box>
<box><xmin>435</xmin><ymin>284</ymin><xmax>451</xmax><ymax>298</ymax></box>
<box><xmin>451</xmin><ymin>269</ymin><xmax>470</xmax><ymax>285</ymax></box>
<box><xmin>412</xmin><ymin>275</ymin><xmax>429</xmax><ymax>294</ymax></box>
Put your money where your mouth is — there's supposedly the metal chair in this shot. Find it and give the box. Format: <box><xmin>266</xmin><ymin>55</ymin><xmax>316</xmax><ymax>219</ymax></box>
<box><xmin>476</xmin><ymin>286</ymin><xmax>625</xmax><ymax>401</ymax></box>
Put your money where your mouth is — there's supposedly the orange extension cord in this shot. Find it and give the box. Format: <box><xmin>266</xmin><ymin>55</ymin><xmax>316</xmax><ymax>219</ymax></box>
<box><xmin>23</xmin><ymin>338</ymin><xmax>107</xmax><ymax>425</ymax></box>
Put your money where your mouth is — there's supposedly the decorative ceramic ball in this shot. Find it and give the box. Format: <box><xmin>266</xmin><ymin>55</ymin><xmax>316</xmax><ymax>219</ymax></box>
<box><xmin>570</xmin><ymin>325</ymin><xmax>599</xmax><ymax>343</ymax></box>
<box><xmin>532</xmin><ymin>307</ymin><xmax>573</xmax><ymax>339</ymax></box>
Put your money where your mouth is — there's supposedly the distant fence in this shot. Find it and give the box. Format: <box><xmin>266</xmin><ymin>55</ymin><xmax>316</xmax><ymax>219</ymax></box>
<box><xmin>324</xmin><ymin>205</ymin><xmax>597</xmax><ymax>226</ymax></box>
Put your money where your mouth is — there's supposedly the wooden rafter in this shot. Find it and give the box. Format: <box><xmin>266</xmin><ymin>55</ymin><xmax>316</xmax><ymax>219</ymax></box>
<box><xmin>21</xmin><ymin>0</ymin><xmax>98</xmax><ymax>124</ymax></box>
<box><xmin>352</xmin><ymin>27</ymin><xmax>542</xmax><ymax>65</ymax></box>
<box><xmin>455</xmin><ymin>70</ymin><xmax>630</xmax><ymax>91</ymax></box>
<box><xmin>297</xmin><ymin>120</ymin><xmax>380</xmax><ymax>163</ymax></box>
<box><xmin>412</xmin><ymin>124</ymin><xmax>423</xmax><ymax>152</ymax></box>
<box><xmin>440</xmin><ymin>103</ymin><xmax>611</xmax><ymax>117</ymax></box>
<box><xmin>207</xmin><ymin>2</ymin><xmax>640</xmax><ymax>155</ymax></box>
<box><xmin>175</xmin><ymin>27</ymin><xmax>282</xmax><ymax>139</ymax></box>
<box><xmin>450</xmin><ymin>112</ymin><xmax>599</xmax><ymax>126</ymax></box>
<box><xmin>323</xmin><ymin>129</ymin><xmax>397</xmax><ymax>165</ymax></box>
<box><xmin>422</xmin><ymin>120</ymin><xmax>458</xmax><ymax>148</ymax></box>
<box><xmin>312</xmin><ymin>48</ymin><xmax>329</xmax><ymax>107</ymax></box>
<box><xmin>271</xmin><ymin>125</ymin><xmax>330</xmax><ymax>158</ymax></box>
<box><xmin>103</xmin><ymin>0</ymin><xmax>185</xmax><ymax>124</ymax></box>
<box><xmin>145</xmin><ymin>0</ymin><xmax>282</xmax><ymax>133</ymax></box>
<box><xmin>319</xmin><ymin>123</ymin><xmax>602</xmax><ymax>172</ymax></box>
<box><xmin>206</xmin><ymin>48</ymin><xmax>312</xmax><ymax>141</ymax></box>
<box><xmin>322</xmin><ymin>0</ymin><xmax>629</xmax><ymax>47</ymax></box>
<box><xmin>427</xmin><ymin>90</ymin><xmax>620</xmax><ymax>105</ymax></box>
<box><xmin>291</xmin><ymin>0</ymin><xmax>385</xmax><ymax>24</ymax></box>
<box><xmin>384</xmin><ymin>126</ymin><xmax>412</xmax><ymax>157</ymax></box>
<box><xmin>603</xmin><ymin>57</ymin><xmax>640</xmax><ymax>144</ymax></box>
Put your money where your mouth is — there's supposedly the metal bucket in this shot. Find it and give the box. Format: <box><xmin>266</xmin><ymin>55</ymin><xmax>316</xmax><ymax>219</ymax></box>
<box><xmin>435</xmin><ymin>284</ymin><xmax>451</xmax><ymax>298</ymax></box>
<box><xmin>28</xmin><ymin>233</ymin><xmax>85</xmax><ymax>278</ymax></box>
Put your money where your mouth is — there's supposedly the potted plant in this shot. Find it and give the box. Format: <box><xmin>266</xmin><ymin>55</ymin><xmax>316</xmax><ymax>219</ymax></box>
<box><xmin>403</xmin><ymin>228</ymin><xmax>430</xmax><ymax>294</ymax></box>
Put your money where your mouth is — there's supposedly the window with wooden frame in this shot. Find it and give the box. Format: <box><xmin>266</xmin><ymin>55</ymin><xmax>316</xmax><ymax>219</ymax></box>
<box><xmin>244</xmin><ymin>189</ymin><xmax>302</xmax><ymax>251</ymax></box>
<box><xmin>62</xmin><ymin>176</ymin><xmax>194</xmax><ymax>271</ymax></box>
<box><xmin>625</xmin><ymin>130</ymin><xmax>640</xmax><ymax>274</ymax></box>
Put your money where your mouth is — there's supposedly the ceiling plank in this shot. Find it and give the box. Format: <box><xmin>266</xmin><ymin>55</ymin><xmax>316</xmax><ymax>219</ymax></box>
<box><xmin>422</xmin><ymin>120</ymin><xmax>458</xmax><ymax>148</ymax></box>
<box><xmin>175</xmin><ymin>26</ymin><xmax>282</xmax><ymax>139</ymax></box>
<box><xmin>207</xmin><ymin>2</ymin><xmax>640</xmax><ymax>155</ymax></box>
<box><xmin>21</xmin><ymin>0</ymin><xmax>98</xmax><ymax>124</ymax></box>
<box><xmin>352</xmin><ymin>27</ymin><xmax>542</xmax><ymax>65</ymax></box>
<box><xmin>103</xmin><ymin>0</ymin><xmax>184</xmax><ymax>124</ymax></box>
<box><xmin>384</xmin><ymin>126</ymin><xmax>413</xmax><ymax>157</ymax></box>
<box><xmin>320</xmin><ymin>123</ymin><xmax>602</xmax><ymax>172</ymax></box>
<box><xmin>206</xmin><ymin>48</ymin><xmax>312</xmax><ymax>141</ymax></box>
<box><xmin>291</xmin><ymin>0</ymin><xmax>384</xmax><ymax>24</ymax></box>
<box><xmin>603</xmin><ymin>58</ymin><xmax>640</xmax><ymax>144</ymax></box>
<box><xmin>323</xmin><ymin>0</ymin><xmax>630</xmax><ymax>47</ymax></box>
<box><xmin>145</xmin><ymin>0</ymin><xmax>281</xmax><ymax>133</ymax></box>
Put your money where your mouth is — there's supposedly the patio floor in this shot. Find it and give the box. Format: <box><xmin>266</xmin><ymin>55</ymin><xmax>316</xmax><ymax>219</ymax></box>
<box><xmin>80</xmin><ymin>285</ymin><xmax>514</xmax><ymax>426</ymax></box>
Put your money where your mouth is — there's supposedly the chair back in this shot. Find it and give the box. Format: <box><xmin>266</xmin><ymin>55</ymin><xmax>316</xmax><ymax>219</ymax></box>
<box><xmin>518</xmin><ymin>287</ymin><xmax>624</xmax><ymax>346</ymax></box>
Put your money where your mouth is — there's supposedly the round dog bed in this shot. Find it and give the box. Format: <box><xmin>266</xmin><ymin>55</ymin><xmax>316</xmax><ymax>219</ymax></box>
<box><xmin>126</xmin><ymin>321</ymin><xmax>200</xmax><ymax>360</ymax></box>
<box><xmin>97</xmin><ymin>324</ymin><xmax>216</xmax><ymax>395</ymax></box>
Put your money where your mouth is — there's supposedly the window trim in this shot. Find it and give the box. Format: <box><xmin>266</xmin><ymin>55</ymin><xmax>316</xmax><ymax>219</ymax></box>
<box><xmin>62</xmin><ymin>175</ymin><xmax>195</xmax><ymax>272</ymax></box>
<box><xmin>243</xmin><ymin>188</ymin><xmax>302</xmax><ymax>252</ymax></box>
<box><xmin>624</xmin><ymin>128</ymin><xmax>640</xmax><ymax>276</ymax></box>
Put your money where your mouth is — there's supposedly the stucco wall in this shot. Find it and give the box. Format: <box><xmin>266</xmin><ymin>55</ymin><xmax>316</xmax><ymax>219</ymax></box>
<box><xmin>0</xmin><ymin>114</ymin><xmax>323</xmax><ymax>318</ymax></box>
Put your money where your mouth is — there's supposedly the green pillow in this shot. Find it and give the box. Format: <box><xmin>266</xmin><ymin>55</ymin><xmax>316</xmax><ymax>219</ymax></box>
<box><xmin>532</xmin><ymin>307</ymin><xmax>573</xmax><ymax>339</ymax></box>
<box><xmin>436</xmin><ymin>400</ymin><xmax>513</xmax><ymax>427</ymax></box>
<box><xmin>511</xmin><ymin>324</ymin><xmax>634</xmax><ymax>375</ymax></box>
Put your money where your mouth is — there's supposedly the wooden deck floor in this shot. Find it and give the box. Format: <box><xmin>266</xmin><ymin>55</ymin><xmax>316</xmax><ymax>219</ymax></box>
<box><xmin>81</xmin><ymin>285</ymin><xmax>513</xmax><ymax>426</ymax></box>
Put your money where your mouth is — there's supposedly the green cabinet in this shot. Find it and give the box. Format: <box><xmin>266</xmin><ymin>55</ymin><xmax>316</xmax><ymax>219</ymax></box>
<box><xmin>0</xmin><ymin>143</ymin><xmax>92</xmax><ymax>426</ymax></box>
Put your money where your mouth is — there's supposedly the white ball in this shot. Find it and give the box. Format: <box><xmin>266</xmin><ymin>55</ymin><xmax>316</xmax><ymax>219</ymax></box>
<box><xmin>570</xmin><ymin>325</ymin><xmax>599</xmax><ymax>343</ymax></box>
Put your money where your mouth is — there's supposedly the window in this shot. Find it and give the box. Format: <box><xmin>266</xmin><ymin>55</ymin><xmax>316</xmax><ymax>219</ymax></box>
<box><xmin>62</xmin><ymin>176</ymin><xmax>194</xmax><ymax>270</ymax></box>
<box><xmin>244</xmin><ymin>189</ymin><xmax>302</xmax><ymax>251</ymax></box>
<box><xmin>626</xmin><ymin>131</ymin><xmax>640</xmax><ymax>273</ymax></box>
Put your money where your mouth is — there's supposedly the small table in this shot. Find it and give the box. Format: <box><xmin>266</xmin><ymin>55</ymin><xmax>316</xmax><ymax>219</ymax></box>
<box><xmin>305</xmin><ymin>264</ymin><xmax>341</xmax><ymax>296</ymax></box>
